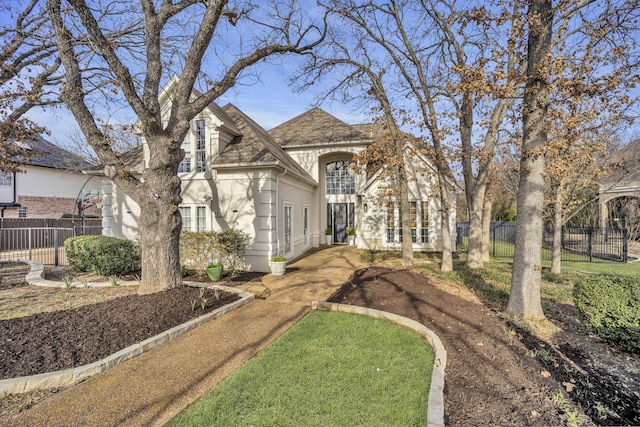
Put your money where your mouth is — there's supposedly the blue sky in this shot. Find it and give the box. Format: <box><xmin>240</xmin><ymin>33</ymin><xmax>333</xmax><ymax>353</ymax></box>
<box><xmin>25</xmin><ymin>63</ymin><xmax>368</xmax><ymax>147</ymax></box>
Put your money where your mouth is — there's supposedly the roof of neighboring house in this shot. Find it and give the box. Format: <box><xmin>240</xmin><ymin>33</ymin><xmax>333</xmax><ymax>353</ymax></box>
<box><xmin>600</xmin><ymin>138</ymin><xmax>640</xmax><ymax>188</ymax></box>
<box><xmin>268</xmin><ymin>107</ymin><xmax>370</xmax><ymax>147</ymax></box>
<box><xmin>11</xmin><ymin>137</ymin><xmax>92</xmax><ymax>171</ymax></box>
<box><xmin>214</xmin><ymin>104</ymin><xmax>315</xmax><ymax>183</ymax></box>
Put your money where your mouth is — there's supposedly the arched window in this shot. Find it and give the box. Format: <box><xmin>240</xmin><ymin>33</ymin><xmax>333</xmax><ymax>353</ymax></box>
<box><xmin>326</xmin><ymin>161</ymin><xmax>355</xmax><ymax>194</ymax></box>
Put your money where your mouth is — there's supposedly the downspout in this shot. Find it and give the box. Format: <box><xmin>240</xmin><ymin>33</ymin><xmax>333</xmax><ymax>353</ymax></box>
<box><xmin>274</xmin><ymin>168</ymin><xmax>288</xmax><ymax>256</ymax></box>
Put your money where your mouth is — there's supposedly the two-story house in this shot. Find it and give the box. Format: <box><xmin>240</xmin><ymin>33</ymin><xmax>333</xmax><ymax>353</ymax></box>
<box><xmin>98</xmin><ymin>77</ymin><xmax>457</xmax><ymax>272</ymax></box>
<box><xmin>1</xmin><ymin>137</ymin><xmax>101</xmax><ymax>219</ymax></box>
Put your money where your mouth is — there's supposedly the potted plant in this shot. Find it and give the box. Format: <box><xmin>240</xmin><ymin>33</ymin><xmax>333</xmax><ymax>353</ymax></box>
<box><xmin>206</xmin><ymin>261</ymin><xmax>223</xmax><ymax>281</ymax></box>
<box><xmin>269</xmin><ymin>255</ymin><xmax>287</xmax><ymax>276</ymax></box>
<box><xmin>325</xmin><ymin>227</ymin><xmax>333</xmax><ymax>245</ymax></box>
<box><xmin>346</xmin><ymin>227</ymin><xmax>356</xmax><ymax>245</ymax></box>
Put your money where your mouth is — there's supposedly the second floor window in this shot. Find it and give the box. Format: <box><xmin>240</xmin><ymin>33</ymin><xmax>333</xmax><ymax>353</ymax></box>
<box><xmin>177</xmin><ymin>119</ymin><xmax>206</xmax><ymax>173</ymax></box>
<box><xmin>326</xmin><ymin>161</ymin><xmax>355</xmax><ymax>194</ymax></box>
<box><xmin>196</xmin><ymin>120</ymin><xmax>206</xmax><ymax>172</ymax></box>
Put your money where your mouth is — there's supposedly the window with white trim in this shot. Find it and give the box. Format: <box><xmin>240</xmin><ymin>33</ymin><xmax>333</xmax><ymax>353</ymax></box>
<box><xmin>179</xmin><ymin>207</ymin><xmax>192</xmax><ymax>231</ymax></box>
<box><xmin>196</xmin><ymin>206</ymin><xmax>207</xmax><ymax>231</ymax></box>
<box><xmin>179</xmin><ymin>205</ymin><xmax>209</xmax><ymax>232</ymax></box>
<box><xmin>386</xmin><ymin>200</ymin><xmax>429</xmax><ymax>244</ymax></box>
<box><xmin>284</xmin><ymin>203</ymin><xmax>292</xmax><ymax>254</ymax></box>
<box><xmin>18</xmin><ymin>207</ymin><xmax>27</xmax><ymax>218</ymax></box>
<box><xmin>303</xmin><ymin>205</ymin><xmax>309</xmax><ymax>246</ymax></box>
<box><xmin>421</xmin><ymin>201</ymin><xmax>429</xmax><ymax>243</ymax></box>
<box><xmin>178</xmin><ymin>139</ymin><xmax>191</xmax><ymax>173</ymax></box>
<box><xmin>0</xmin><ymin>172</ymin><xmax>12</xmax><ymax>186</ymax></box>
<box><xmin>196</xmin><ymin>120</ymin><xmax>206</xmax><ymax>172</ymax></box>
<box><xmin>326</xmin><ymin>161</ymin><xmax>355</xmax><ymax>194</ymax></box>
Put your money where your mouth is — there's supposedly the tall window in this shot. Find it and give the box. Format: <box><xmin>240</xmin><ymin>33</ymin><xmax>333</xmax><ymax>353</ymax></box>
<box><xmin>0</xmin><ymin>172</ymin><xmax>12</xmax><ymax>186</ymax></box>
<box><xmin>421</xmin><ymin>201</ymin><xmax>429</xmax><ymax>243</ymax></box>
<box><xmin>284</xmin><ymin>204</ymin><xmax>292</xmax><ymax>253</ymax></box>
<box><xmin>303</xmin><ymin>206</ymin><xmax>309</xmax><ymax>246</ymax></box>
<box><xmin>386</xmin><ymin>202</ymin><xmax>395</xmax><ymax>243</ymax></box>
<box><xmin>179</xmin><ymin>207</ymin><xmax>192</xmax><ymax>231</ymax></box>
<box><xmin>178</xmin><ymin>139</ymin><xmax>191</xmax><ymax>173</ymax></box>
<box><xmin>410</xmin><ymin>202</ymin><xmax>417</xmax><ymax>243</ymax></box>
<box><xmin>196</xmin><ymin>206</ymin><xmax>207</xmax><ymax>231</ymax></box>
<box><xmin>326</xmin><ymin>161</ymin><xmax>355</xmax><ymax>194</ymax></box>
<box><xmin>196</xmin><ymin>120</ymin><xmax>206</xmax><ymax>172</ymax></box>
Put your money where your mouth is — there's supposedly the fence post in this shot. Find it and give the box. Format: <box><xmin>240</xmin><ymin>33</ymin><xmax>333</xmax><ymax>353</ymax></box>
<box><xmin>491</xmin><ymin>225</ymin><xmax>496</xmax><ymax>257</ymax></box>
<box><xmin>28</xmin><ymin>228</ymin><xmax>32</xmax><ymax>261</ymax></box>
<box><xmin>623</xmin><ymin>229</ymin><xmax>628</xmax><ymax>263</ymax></box>
<box><xmin>54</xmin><ymin>228</ymin><xmax>59</xmax><ymax>266</ymax></box>
<box><xmin>588</xmin><ymin>228</ymin><xmax>593</xmax><ymax>263</ymax></box>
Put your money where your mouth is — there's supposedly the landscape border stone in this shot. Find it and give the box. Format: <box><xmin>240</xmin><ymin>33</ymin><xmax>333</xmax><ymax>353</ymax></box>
<box><xmin>312</xmin><ymin>301</ymin><xmax>447</xmax><ymax>427</ymax></box>
<box><xmin>0</xmin><ymin>261</ymin><xmax>255</xmax><ymax>394</ymax></box>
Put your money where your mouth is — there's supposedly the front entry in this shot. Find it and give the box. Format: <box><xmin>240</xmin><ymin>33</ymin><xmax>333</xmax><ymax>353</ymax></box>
<box><xmin>327</xmin><ymin>203</ymin><xmax>354</xmax><ymax>243</ymax></box>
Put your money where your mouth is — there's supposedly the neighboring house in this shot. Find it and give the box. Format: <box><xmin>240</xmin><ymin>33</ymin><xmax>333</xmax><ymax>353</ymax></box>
<box><xmin>598</xmin><ymin>139</ymin><xmax>640</xmax><ymax>228</ymax></box>
<box><xmin>98</xmin><ymin>77</ymin><xmax>457</xmax><ymax>272</ymax></box>
<box><xmin>0</xmin><ymin>137</ymin><xmax>101</xmax><ymax>219</ymax></box>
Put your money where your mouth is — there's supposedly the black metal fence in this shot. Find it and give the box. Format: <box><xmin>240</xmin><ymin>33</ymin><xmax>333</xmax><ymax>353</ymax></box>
<box><xmin>457</xmin><ymin>222</ymin><xmax>629</xmax><ymax>263</ymax></box>
<box><xmin>0</xmin><ymin>222</ymin><xmax>102</xmax><ymax>266</ymax></box>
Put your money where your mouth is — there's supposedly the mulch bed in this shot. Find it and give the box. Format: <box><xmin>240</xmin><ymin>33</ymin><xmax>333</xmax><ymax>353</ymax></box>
<box><xmin>0</xmin><ymin>286</ymin><xmax>239</xmax><ymax>379</ymax></box>
<box><xmin>328</xmin><ymin>267</ymin><xmax>640</xmax><ymax>426</ymax></box>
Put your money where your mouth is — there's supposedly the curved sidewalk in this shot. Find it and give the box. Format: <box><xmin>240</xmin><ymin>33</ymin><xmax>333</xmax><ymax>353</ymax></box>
<box><xmin>9</xmin><ymin>245</ymin><xmax>367</xmax><ymax>427</ymax></box>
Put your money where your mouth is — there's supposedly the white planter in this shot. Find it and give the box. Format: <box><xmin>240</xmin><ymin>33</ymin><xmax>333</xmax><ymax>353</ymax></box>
<box><xmin>326</xmin><ymin>235</ymin><xmax>333</xmax><ymax>245</ymax></box>
<box><xmin>269</xmin><ymin>261</ymin><xmax>287</xmax><ymax>276</ymax></box>
<box><xmin>348</xmin><ymin>235</ymin><xmax>355</xmax><ymax>245</ymax></box>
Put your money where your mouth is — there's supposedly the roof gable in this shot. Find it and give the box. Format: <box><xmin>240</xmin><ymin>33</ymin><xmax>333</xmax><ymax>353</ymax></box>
<box><xmin>214</xmin><ymin>104</ymin><xmax>315</xmax><ymax>183</ymax></box>
<box><xmin>269</xmin><ymin>107</ymin><xmax>369</xmax><ymax>147</ymax></box>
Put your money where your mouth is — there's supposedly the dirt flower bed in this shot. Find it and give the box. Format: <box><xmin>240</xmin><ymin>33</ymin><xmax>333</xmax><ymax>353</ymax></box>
<box><xmin>328</xmin><ymin>267</ymin><xmax>640</xmax><ymax>426</ymax></box>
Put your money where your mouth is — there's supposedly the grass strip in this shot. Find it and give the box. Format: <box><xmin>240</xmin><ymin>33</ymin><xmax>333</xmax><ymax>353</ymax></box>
<box><xmin>170</xmin><ymin>310</ymin><xmax>434</xmax><ymax>427</ymax></box>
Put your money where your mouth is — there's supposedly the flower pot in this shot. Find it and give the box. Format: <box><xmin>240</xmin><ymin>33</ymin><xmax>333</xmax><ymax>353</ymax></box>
<box><xmin>270</xmin><ymin>261</ymin><xmax>287</xmax><ymax>276</ymax></box>
<box><xmin>326</xmin><ymin>235</ymin><xmax>333</xmax><ymax>245</ymax></box>
<box><xmin>348</xmin><ymin>235</ymin><xmax>355</xmax><ymax>245</ymax></box>
<box><xmin>206</xmin><ymin>264</ymin><xmax>223</xmax><ymax>281</ymax></box>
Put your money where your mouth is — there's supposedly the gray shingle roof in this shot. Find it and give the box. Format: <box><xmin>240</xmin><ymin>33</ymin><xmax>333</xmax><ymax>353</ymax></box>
<box><xmin>214</xmin><ymin>104</ymin><xmax>315</xmax><ymax>183</ymax></box>
<box><xmin>13</xmin><ymin>137</ymin><xmax>92</xmax><ymax>170</ymax></box>
<box><xmin>268</xmin><ymin>107</ymin><xmax>369</xmax><ymax>146</ymax></box>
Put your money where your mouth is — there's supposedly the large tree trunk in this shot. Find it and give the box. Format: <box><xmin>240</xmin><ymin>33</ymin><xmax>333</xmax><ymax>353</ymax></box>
<box><xmin>551</xmin><ymin>186</ymin><xmax>563</xmax><ymax>274</ymax></box>
<box><xmin>397</xmin><ymin>162</ymin><xmax>414</xmax><ymax>266</ymax></box>
<box><xmin>507</xmin><ymin>0</ymin><xmax>552</xmax><ymax>320</ymax></box>
<box><xmin>466</xmin><ymin>186</ymin><xmax>487</xmax><ymax>268</ymax></box>
<box><xmin>135</xmin><ymin>143</ymin><xmax>185</xmax><ymax>294</ymax></box>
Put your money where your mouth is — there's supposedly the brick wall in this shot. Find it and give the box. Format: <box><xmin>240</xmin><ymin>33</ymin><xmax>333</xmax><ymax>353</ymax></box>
<box><xmin>0</xmin><ymin>196</ymin><xmax>102</xmax><ymax>218</ymax></box>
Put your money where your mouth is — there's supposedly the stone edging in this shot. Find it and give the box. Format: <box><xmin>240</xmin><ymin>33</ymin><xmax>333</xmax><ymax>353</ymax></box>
<box><xmin>22</xmin><ymin>259</ymin><xmax>138</xmax><ymax>288</ymax></box>
<box><xmin>312</xmin><ymin>301</ymin><xmax>446</xmax><ymax>427</ymax></box>
<box><xmin>1</xmin><ymin>261</ymin><xmax>255</xmax><ymax>395</ymax></box>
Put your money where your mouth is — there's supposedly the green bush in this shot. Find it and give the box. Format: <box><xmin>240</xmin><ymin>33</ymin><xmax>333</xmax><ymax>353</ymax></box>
<box><xmin>573</xmin><ymin>274</ymin><xmax>640</xmax><ymax>354</ymax></box>
<box><xmin>179</xmin><ymin>229</ymin><xmax>250</xmax><ymax>275</ymax></box>
<box><xmin>179</xmin><ymin>231</ymin><xmax>219</xmax><ymax>273</ymax></box>
<box><xmin>64</xmin><ymin>235</ymin><xmax>140</xmax><ymax>276</ymax></box>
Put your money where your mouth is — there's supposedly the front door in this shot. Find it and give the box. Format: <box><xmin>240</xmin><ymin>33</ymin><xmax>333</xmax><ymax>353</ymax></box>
<box><xmin>328</xmin><ymin>203</ymin><xmax>354</xmax><ymax>243</ymax></box>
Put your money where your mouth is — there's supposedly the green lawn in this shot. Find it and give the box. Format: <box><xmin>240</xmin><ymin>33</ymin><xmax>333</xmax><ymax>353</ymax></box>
<box><xmin>170</xmin><ymin>310</ymin><xmax>434</xmax><ymax>427</ymax></box>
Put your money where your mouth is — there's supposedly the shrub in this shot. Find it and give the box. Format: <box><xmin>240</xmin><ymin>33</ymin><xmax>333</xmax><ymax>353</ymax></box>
<box><xmin>573</xmin><ymin>274</ymin><xmax>640</xmax><ymax>354</ymax></box>
<box><xmin>214</xmin><ymin>229</ymin><xmax>250</xmax><ymax>275</ymax></box>
<box><xmin>179</xmin><ymin>231</ymin><xmax>218</xmax><ymax>273</ymax></box>
<box><xmin>180</xmin><ymin>229</ymin><xmax>250</xmax><ymax>275</ymax></box>
<box><xmin>64</xmin><ymin>235</ymin><xmax>140</xmax><ymax>276</ymax></box>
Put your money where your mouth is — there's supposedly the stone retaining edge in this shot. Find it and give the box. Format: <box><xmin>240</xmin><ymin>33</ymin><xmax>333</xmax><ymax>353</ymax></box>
<box><xmin>312</xmin><ymin>301</ymin><xmax>447</xmax><ymax>427</ymax></box>
<box><xmin>1</xmin><ymin>261</ymin><xmax>255</xmax><ymax>395</ymax></box>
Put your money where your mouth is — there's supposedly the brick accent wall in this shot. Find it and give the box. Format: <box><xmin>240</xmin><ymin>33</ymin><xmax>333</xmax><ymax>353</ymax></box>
<box><xmin>0</xmin><ymin>196</ymin><xmax>101</xmax><ymax>218</ymax></box>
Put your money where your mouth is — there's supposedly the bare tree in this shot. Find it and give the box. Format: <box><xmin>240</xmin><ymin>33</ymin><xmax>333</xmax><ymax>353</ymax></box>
<box><xmin>507</xmin><ymin>0</ymin><xmax>553</xmax><ymax>320</ymax></box>
<box><xmin>0</xmin><ymin>0</ymin><xmax>62</xmax><ymax>172</ymax></box>
<box><xmin>46</xmin><ymin>0</ymin><xmax>325</xmax><ymax>294</ymax></box>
